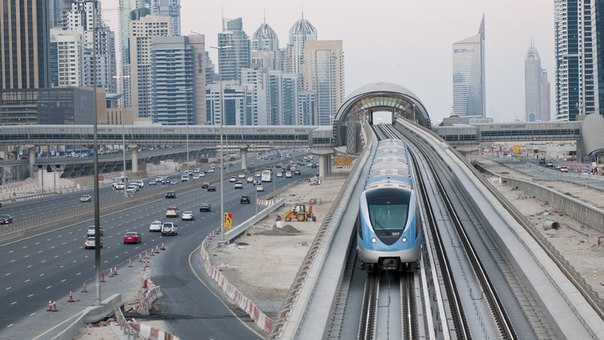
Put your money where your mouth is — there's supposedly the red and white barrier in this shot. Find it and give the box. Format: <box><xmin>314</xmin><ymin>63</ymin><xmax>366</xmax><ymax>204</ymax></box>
<box><xmin>200</xmin><ymin>227</ymin><xmax>273</xmax><ymax>333</ymax></box>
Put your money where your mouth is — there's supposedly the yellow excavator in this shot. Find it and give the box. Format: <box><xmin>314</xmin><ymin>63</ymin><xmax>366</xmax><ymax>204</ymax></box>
<box><xmin>283</xmin><ymin>200</ymin><xmax>316</xmax><ymax>222</ymax></box>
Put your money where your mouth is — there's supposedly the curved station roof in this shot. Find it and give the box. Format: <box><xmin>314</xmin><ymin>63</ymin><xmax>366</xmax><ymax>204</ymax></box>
<box><xmin>333</xmin><ymin>82</ymin><xmax>431</xmax><ymax>146</ymax></box>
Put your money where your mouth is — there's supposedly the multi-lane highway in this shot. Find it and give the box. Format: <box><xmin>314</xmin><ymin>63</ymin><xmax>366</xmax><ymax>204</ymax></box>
<box><xmin>0</xmin><ymin>153</ymin><xmax>317</xmax><ymax>337</ymax></box>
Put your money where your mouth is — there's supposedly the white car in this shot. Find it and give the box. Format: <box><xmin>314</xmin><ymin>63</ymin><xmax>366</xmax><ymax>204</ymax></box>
<box><xmin>276</xmin><ymin>172</ymin><xmax>283</xmax><ymax>178</ymax></box>
<box><xmin>285</xmin><ymin>171</ymin><xmax>292</xmax><ymax>178</ymax></box>
<box><xmin>86</xmin><ymin>225</ymin><xmax>103</xmax><ymax>236</ymax></box>
<box><xmin>149</xmin><ymin>220</ymin><xmax>163</xmax><ymax>232</ymax></box>
<box><xmin>256</xmin><ymin>184</ymin><xmax>264</xmax><ymax>192</ymax></box>
<box><xmin>114</xmin><ymin>183</ymin><xmax>125</xmax><ymax>190</ymax></box>
<box><xmin>229</xmin><ymin>177</ymin><xmax>237</xmax><ymax>183</ymax></box>
<box><xmin>237</xmin><ymin>173</ymin><xmax>246</xmax><ymax>179</ymax></box>
<box><xmin>181</xmin><ymin>211</ymin><xmax>194</xmax><ymax>221</ymax></box>
<box><xmin>208</xmin><ymin>168</ymin><xmax>215</xmax><ymax>173</ymax></box>
<box><xmin>80</xmin><ymin>194</ymin><xmax>92</xmax><ymax>202</ymax></box>
<box><xmin>247</xmin><ymin>176</ymin><xmax>254</xmax><ymax>183</ymax></box>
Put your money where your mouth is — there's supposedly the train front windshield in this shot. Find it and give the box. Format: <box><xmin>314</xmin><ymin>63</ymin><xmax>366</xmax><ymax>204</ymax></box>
<box><xmin>366</xmin><ymin>188</ymin><xmax>410</xmax><ymax>231</ymax></box>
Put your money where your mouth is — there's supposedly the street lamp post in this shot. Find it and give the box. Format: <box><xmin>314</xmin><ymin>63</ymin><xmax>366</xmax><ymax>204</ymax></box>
<box><xmin>210</xmin><ymin>45</ymin><xmax>230</xmax><ymax>241</ymax></box>
<box><xmin>91</xmin><ymin>0</ymin><xmax>102</xmax><ymax>306</ymax></box>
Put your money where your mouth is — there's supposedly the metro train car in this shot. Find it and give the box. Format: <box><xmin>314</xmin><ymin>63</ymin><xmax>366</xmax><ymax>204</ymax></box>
<box><xmin>357</xmin><ymin>139</ymin><xmax>422</xmax><ymax>271</ymax></box>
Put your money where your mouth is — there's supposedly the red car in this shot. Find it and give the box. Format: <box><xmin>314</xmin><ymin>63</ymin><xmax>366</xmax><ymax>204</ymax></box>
<box><xmin>123</xmin><ymin>231</ymin><xmax>142</xmax><ymax>244</ymax></box>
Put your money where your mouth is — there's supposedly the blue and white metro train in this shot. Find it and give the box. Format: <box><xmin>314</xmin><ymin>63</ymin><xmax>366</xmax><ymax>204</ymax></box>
<box><xmin>356</xmin><ymin>139</ymin><xmax>422</xmax><ymax>271</ymax></box>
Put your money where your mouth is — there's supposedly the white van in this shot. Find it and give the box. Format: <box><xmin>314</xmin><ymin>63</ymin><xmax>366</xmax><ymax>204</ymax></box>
<box><xmin>181</xmin><ymin>174</ymin><xmax>189</xmax><ymax>182</ymax></box>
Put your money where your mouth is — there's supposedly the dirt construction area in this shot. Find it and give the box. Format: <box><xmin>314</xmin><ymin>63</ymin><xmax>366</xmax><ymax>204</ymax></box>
<box><xmin>208</xmin><ymin>170</ymin><xmax>350</xmax><ymax>317</ymax></box>
<box><xmin>476</xmin><ymin>156</ymin><xmax>604</xmax><ymax>299</ymax></box>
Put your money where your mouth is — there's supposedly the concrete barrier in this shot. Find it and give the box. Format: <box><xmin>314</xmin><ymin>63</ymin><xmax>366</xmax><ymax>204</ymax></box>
<box><xmin>504</xmin><ymin>177</ymin><xmax>604</xmax><ymax>233</ymax></box>
<box><xmin>49</xmin><ymin>294</ymin><xmax>122</xmax><ymax>340</ymax></box>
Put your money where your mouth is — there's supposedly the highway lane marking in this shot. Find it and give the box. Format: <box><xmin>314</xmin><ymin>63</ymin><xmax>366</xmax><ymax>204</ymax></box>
<box><xmin>46</xmin><ymin>238</ymin><xmax>51</xmax><ymax>242</ymax></box>
<box><xmin>10</xmin><ymin>259</ymin><xmax>15</xmax><ymax>263</ymax></box>
<box><xmin>27</xmin><ymin>294</ymin><xmax>34</xmax><ymax>298</ymax></box>
<box><xmin>59</xmin><ymin>265</ymin><xmax>64</xmax><ymax>268</ymax></box>
<box><xmin>5</xmin><ymin>273</ymin><xmax>10</xmax><ymax>276</ymax></box>
<box><xmin>27</xmin><ymin>265</ymin><xmax>32</xmax><ymax>268</ymax></box>
<box><xmin>24</xmin><ymin>279</ymin><xmax>30</xmax><ymax>283</ymax></box>
<box><xmin>5</xmin><ymin>287</ymin><xmax>11</xmax><ymax>291</ymax></box>
<box><xmin>84</xmin><ymin>255</ymin><xmax>89</xmax><ymax>258</ymax></box>
<box><xmin>46</xmin><ymin>286</ymin><xmax>52</xmax><ymax>289</ymax></box>
<box><xmin>76</xmin><ymin>272</ymin><xmax>81</xmax><ymax>276</ymax></box>
<box><xmin>8</xmin><ymin>250</ymin><xmax>13</xmax><ymax>253</ymax></box>
<box><xmin>50</xmin><ymin>246</ymin><xmax>55</xmax><ymax>249</ymax></box>
<box><xmin>39</xmin><ymin>273</ymin><xmax>44</xmax><ymax>277</ymax></box>
<box><xmin>72</xmin><ymin>260</ymin><xmax>77</xmax><ymax>263</ymax></box>
<box><xmin>35</xmin><ymin>242</ymin><xmax>40</xmax><ymax>245</ymax></box>
<box><xmin>10</xmin><ymin>301</ymin><xmax>16</xmax><ymax>305</ymax></box>
<box><xmin>37</xmin><ymin>250</ymin><xmax>43</xmax><ymax>253</ymax></box>
<box><xmin>22</xmin><ymin>245</ymin><xmax>28</xmax><ymax>249</ymax></box>
<box><xmin>24</xmin><ymin>255</ymin><xmax>29</xmax><ymax>258</ymax></box>
<box><xmin>6</xmin><ymin>323</ymin><xmax>13</xmax><ymax>328</ymax></box>
<box><xmin>41</xmin><ymin>260</ymin><xmax>46</xmax><ymax>263</ymax></box>
<box><xmin>61</xmin><ymin>242</ymin><xmax>66</xmax><ymax>245</ymax></box>
<box><xmin>30</xmin><ymin>312</ymin><xmax>36</xmax><ymax>316</ymax></box>
<box><xmin>66</xmin><ymin>250</ymin><xmax>72</xmax><ymax>254</ymax></box>
<box><xmin>61</xmin><ymin>279</ymin><xmax>66</xmax><ymax>283</ymax></box>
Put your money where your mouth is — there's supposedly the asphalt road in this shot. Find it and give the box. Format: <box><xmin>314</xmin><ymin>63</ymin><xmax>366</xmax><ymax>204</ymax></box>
<box><xmin>0</xmin><ymin>153</ymin><xmax>316</xmax><ymax>337</ymax></box>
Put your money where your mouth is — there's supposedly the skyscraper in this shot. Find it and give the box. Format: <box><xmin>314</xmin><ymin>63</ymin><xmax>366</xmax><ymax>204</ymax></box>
<box><xmin>217</xmin><ymin>18</ymin><xmax>250</xmax><ymax>82</ymax></box>
<box><xmin>555</xmin><ymin>0</ymin><xmax>595</xmax><ymax>120</ymax></box>
<box><xmin>302</xmin><ymin>40</ymin><xmax>345</xmax><ymax>126</ymax></box>
<box><xmin>591</xmin><ymin>0</ymin><xmax>604</xmax><ymax>116</ymax></box>
<box><xmin>0</xmin><ymin>0</ymin><xmax>50</xmax><ymax>90</ymax></box>
<box><xmin>525</xmin><ymin>42</ymin><xmax>551</xmax><ymax>121</ymax></box>
<box><xmin>151</xmin><ymin>35</ymin><xmax>205</xmax><ymax>125</ymax></box>
<box><xmin>63</xmin><ymin>0</ymin><xmax>116</xmax><ymax>93</ymax></box>
<box><xmin>129</xmin><ymin>15</ymin><xmax>173</xmax><ymax>117</ymax></box>
<box><xmin>286</xmin><ymin>14</ymin><xmax>317</xmax><ymax>79</ymax></box>
<box><xmin>251</xmin><ymin>20</ymin><xmax>279</xmax><ymax>70</ymax></box>
<box><xmin>452</xmin><ymin>16</ymin><xmax>485</xmax><ymax>118</ymax></box>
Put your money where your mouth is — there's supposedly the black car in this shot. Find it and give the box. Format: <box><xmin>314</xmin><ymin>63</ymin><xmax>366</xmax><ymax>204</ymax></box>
<box><xmin>240</xmin><ymin>195</ymin><xmax>251</xmax><ymax>204</ymax></box>
<box><xmin>165</xmin><ymin>191</ymin><xmax>176</xmax><ymax>199</ymax></box>
<box><xmin>294</xmin><ymin>169</ymin><xmax>301</xmax><ymax>175</ymax></box>
<box><xmin>199</xmin><ymin>203</ymin><xmax>212</xmax><ymax>212</ymax></box>
<box><xmin>207</xmin><ymin>185</ymin><xmax>216</xmax><ymax>192</ymax></box>
<box><xmin>0</xmin><ymin>214</ymin><xmax>13</xmax><ymax>224</ymax></box>
<box><xmin>201</xmin><ymin>182</ymin><xmax>210</xmax><ymax>189</ymax></box>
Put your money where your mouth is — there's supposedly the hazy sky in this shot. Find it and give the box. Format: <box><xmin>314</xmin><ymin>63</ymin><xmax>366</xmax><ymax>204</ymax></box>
<box><xmin>102</xmin><ymin>0</ymin><xmax>555</xmax><ymax>123</ymax></box>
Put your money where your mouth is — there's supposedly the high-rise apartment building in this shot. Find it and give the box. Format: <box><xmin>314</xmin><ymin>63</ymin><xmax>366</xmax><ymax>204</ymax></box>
<box><xmin>0</xmin><ymin>0</ymin><xmax>50</xmax><ymax>90</ymax></box>
<box><xmin>525</xmin><ymin>43</ymin><xmax>551</xmax><ymax>121</ymax></box>
<box><xmin>206</xmin><ymin>82</ymin><xmax>253</xmax><ymax>126</ymax></box>
<box><xmin>151</xmin><ymin>0</ymin><xmax>180</xmax><ymax>36</ymax></box>
<box><xmin>218</xmin><ymin>18</ymin><xmax>251</xmax><ymax>82</ymax></box>
<box><xmin>241</xmin><ymin>68</ymin><xmax>269</xmax><ymax>125</ymax></box>
<box><xmin>302</xmin><ymin>40</ymin><xmax>345</xmax><ymax>126</ymax></box>
<box><xmin>49</xmin><ymin>28</ymin><xmax>84</xmax><ymax>87</ymax></box>
<box><xmin>555</xmin><ymin>0</ymin><xmax>595</xmax><ymax>120</ymax></box>
<box><xmin>63</xmin><ymin>0</ymin><xmax>116</xmax><ymax>93</ymax></box>
<box><xmin>129</xmin><ymin>15</ymin><xmax>173</xmax><ymax>117</ymax></box>
<box><xmin>452</xmin><ymin>16</ymin><xmax>486</xmax><ymax>118</ymax></box>
<box><xmin>150</xmin><ymin>35</ymin><xmax>205</xmax><ymax>125</ymax></box>
<box><xmin>268</xmin><ymin>71</ymin><xmax>299</xmax><ymax>125</ymax></box>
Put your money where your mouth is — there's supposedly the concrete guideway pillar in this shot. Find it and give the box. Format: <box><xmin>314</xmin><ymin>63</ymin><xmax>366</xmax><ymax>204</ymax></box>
<box><xmin>311</xmin><ymin>148</ymin><xmax>334</xmax><ymax>178</ymax></box>
<box><xmin>129</xmin><ymin>144</ymin><xmax>138</xmax><ymax>173</ymax></box>
<box><xmin>28</xmin><ymin>146</ymin><xmax>36</xmax><ymax>178</ymax></box>
<box><xmin>240</xmin><ymin>146</ymin><xmax>249</xmax><ymax>172</ymax></box>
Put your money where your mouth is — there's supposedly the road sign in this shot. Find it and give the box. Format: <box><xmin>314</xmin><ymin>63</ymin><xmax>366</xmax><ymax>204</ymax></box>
<box><xmin>224</xmin><ymin>212</ymin><xmax>233</xmax><ymax>231</ymax></box>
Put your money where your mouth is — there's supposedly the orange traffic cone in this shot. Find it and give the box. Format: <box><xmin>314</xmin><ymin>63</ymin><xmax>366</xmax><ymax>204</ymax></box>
<box><xmin>101</xmin><ymin>271</ymin><xmax>106</xmax><ymax>282</ymax></box>
<box><xmin>67</xmin><ymin>291</ymin><xmax>75</xmax><ymax>303</ymax></box>
<box><xmin>113</xmin><ymin>267</ymin><xmax>118</xmax><ymax>276</ymax></box>
<box><xmin>81</xmin><ymin>282</ymin><xmax>88</xmax><ymax>293</ymax></box>
<box><xmin>128</xmin><ymin>259</ymin><xmax>133</xmax><ymax>267</ymax></box>
<box><xmin>47</xmin><ymin>300</ymin><xmax>58</xmax><ymax>312</ymax></box>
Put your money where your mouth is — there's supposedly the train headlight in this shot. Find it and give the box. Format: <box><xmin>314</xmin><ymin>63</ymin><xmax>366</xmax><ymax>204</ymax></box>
<box><xmin>371</xmin><ymin>237</ymin><xmax>377</xmax><ymax>243</ymax></box>
<box><xmin>401</xmin><ymin>237</ymin><xmax>408</xmax><ymax>243</ymax></box>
